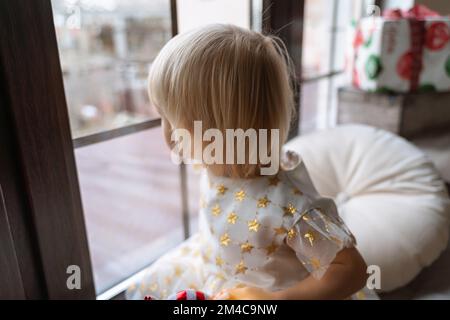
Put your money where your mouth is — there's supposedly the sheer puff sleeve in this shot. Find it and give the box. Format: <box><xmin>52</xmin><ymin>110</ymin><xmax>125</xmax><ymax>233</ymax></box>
<box><xmin>286</xmin><ymin>199</ymin><xmax>356</xmax><ymax>279</ymax></box>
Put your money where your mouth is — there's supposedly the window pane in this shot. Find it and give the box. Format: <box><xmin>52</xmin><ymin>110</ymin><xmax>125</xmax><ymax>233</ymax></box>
<box><xmin>302</xmin><ymin>0</ymin><xmax>374</xmax><ymax>78</ymax></box>
<box><xmin>51</xmin><ymin>0</ymin><xmax>172</xmax><ymax>138</ymax></box>
<box><xmin>300</xmin><ymin>78</ymin><xmax>330</xmax><ymax>134</ymax></box>
<box><xmin>75</xmin><ymin>127</ymin><xmax>184</xmax><ymax>293</ymax></box>
<box><xmin>300</xmin><ymin>0</ymin><xmax>374</xmax><ymax>132</ymax></box>
<box><xmin>302</xmin><ymin>0</ymin><xmax>333</xmax><ymax>78</ymax></box>
<box><xmin>177</xmin><ymin>0</ymin><xmax>250</xmax><ymax>33</ymax></box>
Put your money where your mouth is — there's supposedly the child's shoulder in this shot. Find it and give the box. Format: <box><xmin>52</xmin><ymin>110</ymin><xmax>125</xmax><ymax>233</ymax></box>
<box><xmin>278</xmin><ymin>150</ymin><xmax>319</xmax><ymax>198</ymax></box>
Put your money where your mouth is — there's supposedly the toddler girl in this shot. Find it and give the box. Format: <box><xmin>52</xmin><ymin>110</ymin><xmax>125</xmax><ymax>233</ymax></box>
<box><xmin>127</xmin><ymin>24</ymin><xmax>368</xmax><ymax>300</ymax></box>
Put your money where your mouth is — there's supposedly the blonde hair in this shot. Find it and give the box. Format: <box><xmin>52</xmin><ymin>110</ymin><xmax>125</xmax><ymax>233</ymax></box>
<box><xmin>149</xmin><ymin>24</ymin><xmax>295</xmax><ymax>178</ymax></box>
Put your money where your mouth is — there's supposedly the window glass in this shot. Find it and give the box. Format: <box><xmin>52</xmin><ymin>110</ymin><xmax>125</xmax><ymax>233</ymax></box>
<box><xmin>51</xmin><ymin>0</ymin><xmax>179</xmax><ymax>294</ymax></box>
<box><xmin>300</xmin><ymin>0</ymin><xmax>375</xmax><ymax>132</ymax></box>
<box><xmin>76</xmin><ymin>127</ymin><xmax>184</xmax><ymax>293</ymax></box>
<box><xmin>52</xmin><ymin>0</ymin><xmax>172</xmax><ymax>138</ymax></box>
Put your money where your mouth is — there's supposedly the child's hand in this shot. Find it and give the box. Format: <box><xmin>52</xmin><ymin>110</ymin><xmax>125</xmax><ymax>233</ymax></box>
<box><xmin>213</xmin><ymin>286</ymin><xmax>279</xmax><ymax>300</ymax></box>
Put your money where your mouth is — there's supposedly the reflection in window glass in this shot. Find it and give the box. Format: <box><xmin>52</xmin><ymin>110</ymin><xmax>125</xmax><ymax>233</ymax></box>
<box><xmin>302</xmin><ymin>0</ymin><xmax>374</xmax><ymax>78</ymax></box>
<box><xmin>300</xmin><ymin>0</ymin><xmax>374</xmax><ymax>132</ymax></box>
<box><xmin>302</xmin><ymin>0</ymin><xmax>333</xmax><ymax>78</ymax></box>
<box><xmin>177</xmin><ymin>0</ymin><xmax>250</xmax><ymax>33</ymax></box>
<box><xmin>76</xmin><ymin>127</ymin><xmax>190</xmax><ymax>293</ymax></box>
<box><xmin>51</xmin><ymin>0</ymin><xmax>171</xmax><ymax>138</ymax></box>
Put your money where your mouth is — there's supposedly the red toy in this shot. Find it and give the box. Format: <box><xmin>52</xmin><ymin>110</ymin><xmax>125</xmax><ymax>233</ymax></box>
<box><xmin>144</xmin><ymin>289</ymin><xmax>209</xmax><ymax>300</ymax></box>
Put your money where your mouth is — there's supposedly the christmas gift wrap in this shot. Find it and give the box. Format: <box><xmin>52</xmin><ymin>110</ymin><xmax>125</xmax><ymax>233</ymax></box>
<box><xmin>421</xmin><ymin>19</ymin><xmax>450</xmax><ymax>91</ymax></box>
<box><xmin>350</xmin><ymin>5</ymin><xmax>450</xmax><ymax>93</ymax></box>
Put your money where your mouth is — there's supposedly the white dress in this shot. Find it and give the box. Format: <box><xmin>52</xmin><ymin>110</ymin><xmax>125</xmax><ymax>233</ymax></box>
<box><xmin>126</xmin><ymin>152</ymin><xmax>362</xmax><ymax>300</ymax></box>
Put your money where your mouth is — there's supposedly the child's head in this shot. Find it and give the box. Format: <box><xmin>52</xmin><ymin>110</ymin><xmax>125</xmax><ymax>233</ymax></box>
<box><xmin>149</xmin><ymin>24</ymin><xmax>295</xmax><ymax>178</ymax></box>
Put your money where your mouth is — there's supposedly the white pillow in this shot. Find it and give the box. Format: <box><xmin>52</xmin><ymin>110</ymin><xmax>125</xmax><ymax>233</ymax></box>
<box><xmin>285</xmin><ymin>125</ymin><xmax>450</xmax><ymax>292</ymax></box>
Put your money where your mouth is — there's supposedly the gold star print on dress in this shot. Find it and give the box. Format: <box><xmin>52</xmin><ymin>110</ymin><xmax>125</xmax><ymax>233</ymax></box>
<box><xmin>164</xmin><ymin>276</ymin><xmax>172</xmax><ymax>285</ymax></box>
<box><xmin>227</xmin><ymin>212</ymin><xmax>238</xmax><ymax>224</ymax></box>
<box><xmin>211</xmin><ymin>204</ymin><xmax>221</xmax><ymax>216</ymax></box>
<box><xmin>174</xmin><ymin>265</ymin><xmax>182</xmax><ymax>277</ymax></box>
<box><xmin>265</xmin><ymin>242</ymin><xmax>278</xmax><ymax>255</ymax></box>
<box><xmin>274</xmin><ymin>226</ymin><xmax>287</xmax><ymax>236</ymax></box>
<box><xmin>216</xmin><ymin>184</ymin><xmax>228</xmax><ymax>196</ymax></box>
<box><xmin>235</xmin><ymin>261</ymin><xmax>248</xmax><ymax>274</ymax></box>
<box><xmin>220</xmin><ymin>233</ymin><xmax>231</xmax><ymax>246</ymax></box>
<box><xmin>149</xmin><ymin>283</ymin><xmax>158</xmax><ymax>292</ymax></box>
<box><xmin>240</xmin><ymin>241</ymin><xmax>254</xmax><ymax>253</ymax></box>
<box><xmin>257</xmin><ymin>196</ymin><xmax>270</xmax><ymax>208</ymax></box>
<box><xmin>248</xmin><ymin>219</ymin><xmax>260</xmax><ymax>232</ymax></box>
<box><xmin>215</xmin><ymin>256</ymin><xmax>224</xmax><ymax>267</ymax></box>
<box><xmin>283</xmin><ymin>203</ymin><xmax>297</xmax><ymax>215</ymax></box>
<box><xmin>304</xmin><ymin>230</ymin><xmax>316</xmax><ymax>246</ymax></box>
<box><xmin>235</xmin><ymin>190</ymin><xmax>246</xmax><ymax>201</ymax></box>
<box><xmin>287</xmin><ymin>228</ymin><xmax>297</xmax><ymax>240</ymax></box>
<box><xmin>310</xmin><ymin>258</ymin><xmax>321</xmax><ymax>270</ymax></box>
<box><xmin>126</xmin><ymin>156</ymin><xmax>360</xmax><ymax>300</ymax></box>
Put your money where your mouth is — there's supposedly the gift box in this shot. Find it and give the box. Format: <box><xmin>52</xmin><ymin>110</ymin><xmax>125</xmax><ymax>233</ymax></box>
<box><xmin>350</xmin><ymin>5</ymin><xmax>450</xmax><ymax>93</ymax></box>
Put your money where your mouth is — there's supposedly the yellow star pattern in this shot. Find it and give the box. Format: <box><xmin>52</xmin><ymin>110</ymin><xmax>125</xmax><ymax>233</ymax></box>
<box><xmin>227</xmin><ymin>212</ymin><xmax>238</xmax><ymax>224</ymax></box>
<box><xmin>240</xmin><ymin>241</ymin><xmax>254</xmax><ymax>253</ymax></box>
<box><xmin>164</xmin><ymin>276</ymin><xmax>172</xmax><ymax>285</ymax></box>
<box><xmin>283</xmin><ymin>203</ymin><xmax>297</xmax><ymax>215</ymax></box>
<box><xmin>174</xmin><ymin>265</ymin><xmax>183</xmax><ymax>277</ymax></box>
<box><xmin>310</xmin><ymin>257</ymin><xmax>321</xmax><ymax>270</ymax></box>
<box><xmin>265</xmin><ymin>242</ymin><xmax>278</xmax><ymax>255</ymax></box>
<box><xmin>209</xmin><ymin>280</ymin><xmax>218</xmax><ymax>291</ymax></box>
<box><xmin>211</xmin><ymin>204</ymin><xmax>221</xmax><ymax>216</ymax></box>
<box><xmin>257</xmin><ymin>196</ymin><xmax>271</xmax><ymax>208</ymax></box>
<box><xmin>274</xmin><ymin>226</ymin><xmax>287</xmax><ymax>235</ymax></box>
<box><xmin>202</xmin><ymin>249</ymin><xmax>211</xmax><ymax>262</ymax></box>
<box><xmin>180</xmin><ymin>246</ymin><xmax>191</xmax><ymax>255</ymax></box>
<box><xmin>216</xmin><ymin>273</ymin><xmax>226</xmax><ymax>281</ymax></box>
<box><xmin>220</xmin><ymin>233</ymin><xmax>231</xmax><ymax>246</ymax></box>
<box><xmin>215</xmin><ymin>255</ymin><xmax>224</xmax><ymax>267</ymax></box>
<box><xmin>188</xmin><ymin>283</ymin><xmax>198</xmax><ymax>290</ymax></box>
<box><xmin>216</xmin><ymin>184</ymin><xmax>228</xmax><ymax>196</ymax></box>
<box><xmin>356</xmin><ymin>291</ymin><xmax>366</xmax><ymax>300</ymax></box>
<box><xmin>235</xmin><ymin>260</ymin><xmax>248</xmax><ymax>274</ymax></box>
<box><xmin>287</xmin><ymin>228</ymin><xmax>297</xmax><ymax>240</ymax></box>
<box><xmin>235</xmin><ymin>190</ymin><xmax>246</xmax><ymax>201</ymax></box>
<box><xmin>248</xmin><ymin>219</ymin><xmax>260</xmax><ymax>232</ymax></box>
<box><xmin>304</xmin><ymin>230</ymin><xmax>316</xmax><ymax>246</ymax></box>
<box><xmin>268</xmin><ymin>176</ymin><xmax>280</xmax><ymax>186</ymax></box>
<box><xmin>149</xmin><ymin>283</ymin><xmax>158</xmax><ymax>292</ymax></box>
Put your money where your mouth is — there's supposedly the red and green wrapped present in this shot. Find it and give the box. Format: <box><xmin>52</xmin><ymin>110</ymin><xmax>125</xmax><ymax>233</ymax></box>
<box><xmin>349</xmin><ymin>4</ymin><xmax>450</xmax><ymax>93</ymax></box>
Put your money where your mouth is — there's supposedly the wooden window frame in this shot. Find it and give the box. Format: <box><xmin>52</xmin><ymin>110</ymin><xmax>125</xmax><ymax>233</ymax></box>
<box><xmin>262</xmin><ymin>0</ymin><xmax>305</xmax><ymax>139</ymax></box>
<box><xmin>0</xmin><ymin>0</ymin><xmax>95</xmax><ymax>299</ymax></box>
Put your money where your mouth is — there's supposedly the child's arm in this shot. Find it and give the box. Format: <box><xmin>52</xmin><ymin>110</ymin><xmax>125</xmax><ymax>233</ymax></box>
<box><xmin>274</xmin><ymin>247</ymin><xmax>368</xmax><ymax>300</ymax></box>
<box><xmin>214</xmin><ymin>247</ymin><xmax>367</xmax><ymax>300</ymax></box>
